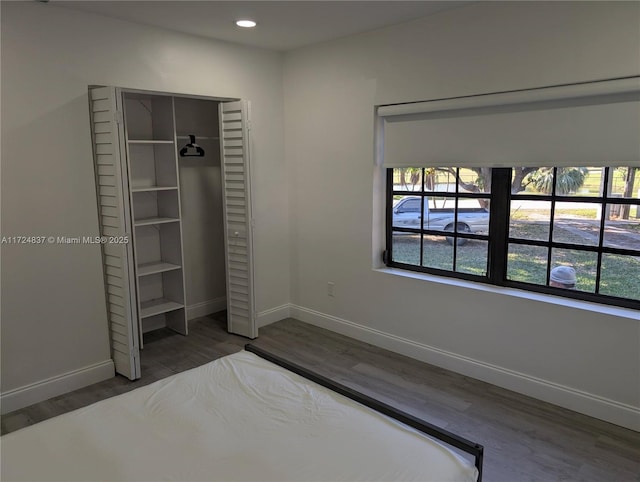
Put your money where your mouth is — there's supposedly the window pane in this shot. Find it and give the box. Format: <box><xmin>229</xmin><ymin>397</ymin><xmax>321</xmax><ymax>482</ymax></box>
<box><xmin>510</xmin><ymin>200</ymin><xmax>551</xmax><ymax>242</ymax></box>
<box><xmin>458</xmin><ymin>198</ymin><xmax>490</xmax><ymax>236</ymax></box>
<box><xmin>555</xmin><ymin>167</ymin><xmax>598</xmax><ymax>196</ymax></box>
<box><xmin>424</xmin><ymin>168</ymin><xmax>492</xmax><ymax>194</ymax></box>
<box><xmin>600</xmin><ymin>254</ymin><xmax>640</xmax><ymax>301</ymax></box>
<box><xmin>424</xmin><ymin>196</ymin><xmax>454</xmax><ymax>233</ymax></box>
<box><xmin>456</xmin><ymin>240</ymin><xmax>488</xmax><ymax>276</ymax></box>
<box><xmin>552</xmin><ymin>202</ymin><xmax>600</xmax><ymax>246</ymax></box>
<box><xmin>392</xmin><ymin>195</ymin><xmax>423</xmax><ymax>229</ymax></box>
<box><xmin>391</xmin><ymin>232</ymin><xmax>420</xmax><ymax>265</ymax></box>
<box><xmin>603</xmin><ymin>217</ymin><xmax>640</xmax><ymax>249</ymax></box>
<box><xmin>459</xmin><ymin>167</ymin><xmax>491</xmax><ymax>195</ymax></box>
<box><xmin>607</xmin><ymin>167</ymin><xmax>640</xmax><ymax>200</ymax></box>
<box><xmin>507</xmin><ymin>244</ymin><xmax>548</xmax><ymax>285</ymax></box>
<box><xmin>515</xmin><ymin>167</ymin><xmax>554</xmax><ymax>195</ymax></box>
<box><xmin>551</xmin><ymin>248</ymin><xmax>597</xmax><ymax>293</ymax></box>
<box><xmin>392</xmin><ymin>168</ymin><xmax>423</xmax><ymax>192</ymax></box>
<box><xmin>424</xmin><ymin>168</ymin><xmax>457</xmax><ymax>193</ymax></box>
<box><xmin>422</xmin><ymin>234</ymin><xmax>452</xmax><ymax>270</ymax></box>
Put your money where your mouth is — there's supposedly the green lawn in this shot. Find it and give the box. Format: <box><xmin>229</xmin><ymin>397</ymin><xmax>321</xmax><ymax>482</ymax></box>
<box><xmin>391</xmin><ymin>233</ymin><xmax>639</xmax><ymax>301</ymax></box>
<box><xmin>390</xmin><ymin>167</ymin><xmax>640</xmax><ymax>301</ymax></box>
<box><xmin>507</xmin><ymin>245</ymin><xmax>639</xmax><ymax>300</ymax></box>
<box><xmin>391</xmin><ymin>235</ymin><xmax>488</xmax><ymax>276</ymax></box>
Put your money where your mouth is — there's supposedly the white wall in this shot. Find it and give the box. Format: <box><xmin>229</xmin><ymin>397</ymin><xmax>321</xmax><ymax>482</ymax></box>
<box><xmin>0</xmin><ymin>2</ymin><xmax>288</xmax><ymax>408</ymax></box>
<box><xmin>284</xmin><ymin>1</ymin><xmax>640</xmax><ymax>429</ymax></box>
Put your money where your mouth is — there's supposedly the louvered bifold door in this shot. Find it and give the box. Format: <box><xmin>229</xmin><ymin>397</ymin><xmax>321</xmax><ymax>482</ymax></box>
<box><xmin>219</xmin><ymin>101</ymin><xmax>257</xmax><ymax>339</ymax></box>
<box><xmin>89</xmin><ymin>86</ymin><xmax>141</xmax><ymax>379</ymax></box>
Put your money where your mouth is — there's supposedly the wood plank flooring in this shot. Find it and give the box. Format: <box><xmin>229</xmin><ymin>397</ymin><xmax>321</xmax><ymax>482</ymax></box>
<box><xmin>2</xmin><ymin>313</ymin><xmax>639</xmax><ymax>481</ymax></box>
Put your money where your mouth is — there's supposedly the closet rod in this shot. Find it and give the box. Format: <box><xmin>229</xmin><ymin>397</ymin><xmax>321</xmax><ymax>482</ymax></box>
<box><xmin>176</xmin><ymin>135</ymin><xmax>219</xmax><ymax>141</ymax></box>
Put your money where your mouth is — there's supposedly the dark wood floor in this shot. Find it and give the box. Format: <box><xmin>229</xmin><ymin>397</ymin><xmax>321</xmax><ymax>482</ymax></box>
<box><xmin>2</xmin><ymin>313</ymin><xmax>639</xmax><ymax>481</ymax></box>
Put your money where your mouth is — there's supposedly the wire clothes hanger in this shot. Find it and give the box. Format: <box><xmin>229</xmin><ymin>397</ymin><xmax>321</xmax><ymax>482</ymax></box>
<box><xmin>179</xmin><ymin>134</ymin><xmax>205</xmax><ymax>157</ymax></box>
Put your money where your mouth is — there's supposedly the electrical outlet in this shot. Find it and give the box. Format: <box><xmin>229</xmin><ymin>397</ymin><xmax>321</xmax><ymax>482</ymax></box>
<box><xmin>327</xmin><ymin>282</ymin><xmax>335</xmax><ymax>297</ymax></box>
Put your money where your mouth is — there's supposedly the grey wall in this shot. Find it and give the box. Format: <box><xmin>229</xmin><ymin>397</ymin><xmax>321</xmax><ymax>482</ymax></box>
<box><xmin>174</xmin><ymin>98</ymin><xmax>226</xmax><ymax>312</ymax></box>
<box><xmin>283</xmin><ymin>1</ymin><xmax>640</xmax><ymax>428</ymax></box>
<box><xmin>1</xmin><ymin>2</ymin><xmax>288</xmax><ymax>396</ymax></box>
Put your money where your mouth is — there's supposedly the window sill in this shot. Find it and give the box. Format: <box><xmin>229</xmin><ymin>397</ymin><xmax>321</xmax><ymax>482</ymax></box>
<box><xmin>373</xmin><ymin>268</ymin><xmax>639</xmax><ymax>321</ymax></box>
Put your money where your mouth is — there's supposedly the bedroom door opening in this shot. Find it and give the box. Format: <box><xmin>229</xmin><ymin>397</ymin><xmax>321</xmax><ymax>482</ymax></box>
<box><xmin>89</xmin><ymin>87</ymin><xmax>257</xmax><ymax>380</ymax></box>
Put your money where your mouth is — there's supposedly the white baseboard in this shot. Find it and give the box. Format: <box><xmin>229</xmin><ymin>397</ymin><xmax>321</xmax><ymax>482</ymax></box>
<box><xmin>187</xmin><ymin>297</ymin><xmax>227</xmax><ymax>321</ymax></box>
<box><xmin>187</xmin><ymin>299</ymin><xmax>289</xmax><ymax>328</ymax></box>
<box><xmin>258</xmin><ymin>304</ymin><xmax>291</xmax><ymax>328</ymax></box>
<box><xmin>290</xmin><ymin>305</ymin><xmax>640</xmax><ymax>432</ymax></box>
<box><xmin>1</xmin><ymin>360</ymin><xmax>115</xmax><ymax>415</ymax></box>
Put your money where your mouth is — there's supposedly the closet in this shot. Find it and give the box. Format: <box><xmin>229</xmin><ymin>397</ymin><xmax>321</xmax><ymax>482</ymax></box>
<box><xmin>89</xmin><ymin>86</ymin><xmax>256</xmax><ymax>380</ymax></box>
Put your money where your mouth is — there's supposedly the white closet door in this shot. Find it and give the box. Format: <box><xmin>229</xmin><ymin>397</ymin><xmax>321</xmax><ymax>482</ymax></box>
<box><xmin>89</xmin><ymin>86</ymin><xmax>141</xmax><ymax>379</ymax></box>
<box><xmin>219</xmin><ymin>101</ymin><xmax>257</xmax><ymax>339</ymax></box>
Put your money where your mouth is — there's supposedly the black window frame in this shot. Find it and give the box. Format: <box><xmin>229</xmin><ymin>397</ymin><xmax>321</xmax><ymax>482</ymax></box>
<box><xmin>385</xmin><ymin>167</ymin><xmax>640</xmax><ymax>310</ymax></box>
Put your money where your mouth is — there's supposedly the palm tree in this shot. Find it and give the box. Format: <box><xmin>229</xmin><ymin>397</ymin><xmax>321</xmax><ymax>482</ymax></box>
<box><xmin>525</xmin><ymin>167</ymin><xmax>589</xmax><ymax>194</ymax></box>
<box><xmin>439</xmin><ymin>167</ymin><xmax>589</xmax><ymax>207</ymax></box>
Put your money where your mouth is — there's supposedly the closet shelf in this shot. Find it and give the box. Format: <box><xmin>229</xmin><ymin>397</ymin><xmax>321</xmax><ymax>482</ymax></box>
<box><xmin>127</xmin><ymin>139</ymin><xmax>174</xmax><ymax>144</ymax></box>
<box><xmin>131</xmin><ymin>186</ymin><xmax>178</xmax><ymax>193</ymax></box>
<box><xmin>137</xmin><ymin>261</ymin><xmax>182</xmax><ymax>277</ymax></box>
<box><xmin>140</xmin><ymin>298</ymin><xmax>184</xmax><ymax>318</ymax></box>
<box><xmin>134</xmin><ymin>216</ymin><xmax>180</xmax><ymax>227</ymax></box>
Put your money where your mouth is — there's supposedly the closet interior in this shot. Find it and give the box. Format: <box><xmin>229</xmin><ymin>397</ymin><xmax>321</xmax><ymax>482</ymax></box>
<box><xmin>123</xmin><ymin>92</ymin><xmax>225</xmax><ymax>346</ymax></box>
<box><xmin>91</xmin><ymin>86</ymin><xmax>255</xmax><ymax>379</ymax></box>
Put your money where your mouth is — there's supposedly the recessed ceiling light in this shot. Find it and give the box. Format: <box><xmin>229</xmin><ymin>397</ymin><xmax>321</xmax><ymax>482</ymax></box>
<box><xmin>236</xmin><ymin>20</ymin><xmax>257</xmax><ymax>28</ymax></box>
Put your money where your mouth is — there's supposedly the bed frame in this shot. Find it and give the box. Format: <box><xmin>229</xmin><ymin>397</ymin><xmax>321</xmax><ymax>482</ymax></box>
<box><xmin>245</xmin><ymin>344</ymin><xmax>484</xmax><ymax>481</ymax></box>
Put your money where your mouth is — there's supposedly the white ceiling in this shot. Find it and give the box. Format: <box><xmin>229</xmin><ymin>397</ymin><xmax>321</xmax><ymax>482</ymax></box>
<box><xmin>50</xmin><ymin>1</ymin><xmax>471</xmax><ymax>51</ymax></box>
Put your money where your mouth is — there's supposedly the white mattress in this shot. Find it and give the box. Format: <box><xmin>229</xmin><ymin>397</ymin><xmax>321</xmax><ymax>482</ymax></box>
<box><xmin>1</xmin><ymin>350</ymin><xmax>478</xmax><ymax>482</ymax></box>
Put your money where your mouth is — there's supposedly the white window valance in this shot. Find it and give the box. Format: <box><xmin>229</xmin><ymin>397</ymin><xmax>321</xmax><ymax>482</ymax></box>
<box><xmin>379</xmin><ymin>77</ymin><xmax>640</xmax><ymax>168</ymax></box>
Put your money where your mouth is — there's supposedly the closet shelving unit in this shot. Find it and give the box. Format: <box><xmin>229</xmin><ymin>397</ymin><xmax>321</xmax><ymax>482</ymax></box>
<box><xmin>123</xmin><ymin>93</ymin><xmax>187</xmax><ymax>344</ymax></box>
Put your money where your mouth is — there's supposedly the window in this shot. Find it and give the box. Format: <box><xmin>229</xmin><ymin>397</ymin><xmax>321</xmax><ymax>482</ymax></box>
<box><xmin>378</xmin><ymin>77</ymin><xmax>639</xmax><ymax>309</ymax></box>
<box><xmin>385</xmin><ymin>166</ymin><xmax>640</xmax><ymax>309</ymax></box>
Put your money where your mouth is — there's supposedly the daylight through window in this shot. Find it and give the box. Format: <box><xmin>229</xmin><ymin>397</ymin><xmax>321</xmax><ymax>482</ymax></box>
<box><xmin>385</xmin><ymin>167</ymin><xmax>640</xmax><ymax>309</ymax></box>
